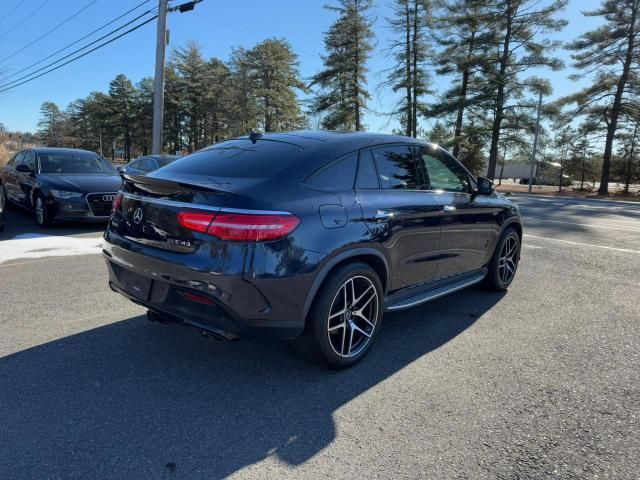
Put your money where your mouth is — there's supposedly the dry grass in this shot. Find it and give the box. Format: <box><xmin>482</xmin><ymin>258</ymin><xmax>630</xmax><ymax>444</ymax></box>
<box><xmin>0</xmin><ymin>143</ymin><xmax>11</xmax><ymax>166</ymax></box>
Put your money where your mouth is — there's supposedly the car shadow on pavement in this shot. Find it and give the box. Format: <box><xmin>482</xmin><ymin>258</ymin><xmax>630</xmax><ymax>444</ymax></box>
<box><xmin>0</xmin><ymin>288</ymin><xmax>505</xmax><ymax>479</ymax></box>
<box><xmin>0</xmin><ymin>208</ymin><xmax>106</xmax><ymax>240</ymax></box>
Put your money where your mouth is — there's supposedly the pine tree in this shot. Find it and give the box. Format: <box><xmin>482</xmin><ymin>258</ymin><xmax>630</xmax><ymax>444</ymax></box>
<box><xmin>562</xmin><ymin>0</ymin><xmax>640</xmax><ymax>195</ymax></box>
<box><xmin>170</xmin><ymin>41</ymin><xmax>208</xmax><ymax>151</ymax></box>
<box><xmin>311</xmin><ymin>0</ymin><xmax>375</xmax><ymax>131</ymax></box>
<box><xmin>614</xmin><ymin>118</ymin><xmax>640</xmax><ymax>193</ymax></box>
<box><xmin>383</xmin><ymin>0</ymin><xmax>433</xmax><ymax>137</ymax></box>
<box><xmin>37</xmin><ymin>102</ymin><xmax>65</xmax><ymax>146</ymax></box>
<box><xmin>484</xmin><ymin>0</ymin><xmax>567</xmax><ymax>180</ymax></box>
<box><xmin>134</xmin><ymin>78</ymin><xmax>154</xmax><ymax>155</ymax></box>
<box><xmin>247</xmin><ymin>38</ymin><xmax>307</xmax><ymax>132</ymax></box>
<box><xmin>430</xmin><ymin>0</ymin><xmax>495</xmax><ymax>158</ymax></box>
<box><xmin>228</xmin><ymin>47</ymin><xmax>259</xmax><ymax>136</ymax></box>
<box><xmin>108</xmin><ymin>74</ymin><xmax>137</xmax><ymax>161</ymax></box>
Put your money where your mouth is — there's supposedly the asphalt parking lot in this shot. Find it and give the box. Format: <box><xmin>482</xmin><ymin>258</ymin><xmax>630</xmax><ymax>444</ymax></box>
<box><xmin>0</xmin><ymin>194</ymin><xmax>638</xmax><ymax>479</ymax></box>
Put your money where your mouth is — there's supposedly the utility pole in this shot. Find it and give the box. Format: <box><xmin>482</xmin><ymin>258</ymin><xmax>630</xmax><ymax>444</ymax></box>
<box><xmin>528</xmin><ymin>90</ymin><xmax>543</xmax><ymax>193</ymax></box>
<box><xmin>152</xmin><ymin>0</ymin><xmax>169</xmax><ymax>155</ymax></box>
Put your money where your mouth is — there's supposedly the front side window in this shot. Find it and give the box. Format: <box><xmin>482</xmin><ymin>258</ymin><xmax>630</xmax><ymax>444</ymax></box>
<box><xmin>306</xmin><ymin>153</ymin><xmax>358</xmax><ymax>191</ymax></box>
<box><xmin>371</xmin><ymin>145</ymin><xmax>421</xmax><ymax>190</ymax></box>
<box><xmin>8</xmin><ymin>151</ymin><xmax>21</xmax><ymax>166</ymax></box>
<box><xmin>22</xmin><ymin>151</ymin><xmax>36</xmax><ymax>171</ymax></box>
<box><xmin>419</xmin><ymin>147</ymin><xmax>471</xmax><ymax>193</ymax></box>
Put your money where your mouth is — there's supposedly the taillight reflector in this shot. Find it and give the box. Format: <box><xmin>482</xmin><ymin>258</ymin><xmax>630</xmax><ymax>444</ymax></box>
<box><xmin>182</xmin><ymin>291</ymin><xmax>216</xmax><ymax>306</ymax></box>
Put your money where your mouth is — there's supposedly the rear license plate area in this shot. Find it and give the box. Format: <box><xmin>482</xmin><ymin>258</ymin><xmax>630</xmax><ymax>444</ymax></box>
<box><xmin>120</xmin><ymin>269</ymin><xmax>152</xmax><ymax>300</ymax></box>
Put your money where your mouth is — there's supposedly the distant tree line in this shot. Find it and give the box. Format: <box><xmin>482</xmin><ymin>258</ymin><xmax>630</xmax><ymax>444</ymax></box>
<box><xmin>36</xmin><ymin>0</ymin><xmax>640</xmax><ymax>193</ymax></box>
<box><xmin>37</xmin><ymin>37</ymin><xmax>306</xmax><ymax>161</ymax></box>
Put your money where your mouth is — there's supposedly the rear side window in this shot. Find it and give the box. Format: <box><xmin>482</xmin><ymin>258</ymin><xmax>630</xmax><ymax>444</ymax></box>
<box><xmin>372</xmin><ymin>145</ymin><xmax>421</xmax><ymax>190</ymax></box>
<box><xmin>159</xmin><ymin>140</ymin><xmax>302</xmax><ymax>179</ymax></box>
<box><xmin>306</xmin><ymin>153</ymin><xmax>357</xmax><ymax>191</ymax></box>
<box><xmin>356</xmin><ymin>151</ymin><xmax>379</xmax><ymax>189</ymax></box>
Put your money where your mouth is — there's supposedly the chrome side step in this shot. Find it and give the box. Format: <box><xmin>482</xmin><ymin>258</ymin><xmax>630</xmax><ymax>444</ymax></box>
<box><xmin>385</xmin><ymin>271</ymin><xmax>486</xmax><ymax>311</ymax></box>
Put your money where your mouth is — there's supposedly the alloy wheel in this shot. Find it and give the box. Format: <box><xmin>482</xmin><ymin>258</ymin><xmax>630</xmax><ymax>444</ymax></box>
<box><xmin>326</xmin><ymin>275</ymin><xmax>379</xmax><ymax>358</ymax></box>
<box><xmin>498</xmin><ymin>234</ymin><xmax>519</xmax><ymax>285</ymax></box>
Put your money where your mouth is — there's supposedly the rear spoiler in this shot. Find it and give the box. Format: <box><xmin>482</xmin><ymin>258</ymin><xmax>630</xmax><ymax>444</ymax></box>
<box><xmin>122</xmin><ymin>173</ymin><xmax>231</xmax><ymax>195</ymax></box>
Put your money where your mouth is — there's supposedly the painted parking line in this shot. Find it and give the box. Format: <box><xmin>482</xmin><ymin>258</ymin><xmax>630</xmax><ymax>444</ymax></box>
<box><xmin>523</xmin><ymin>217</ymin><xmax>640</xmax><ymax>233</ymax></box>
<box><xmin>0</xmin><ymin>234</ymin><xmax>103</xmax><ymax>264</ymax></box>
<box><xmin>524</xmin><ymin>234</ymin><xmax>640</xmax><ymax>255</ymax></box>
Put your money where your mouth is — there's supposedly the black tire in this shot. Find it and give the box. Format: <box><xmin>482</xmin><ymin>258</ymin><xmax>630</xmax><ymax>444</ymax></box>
<box><xmin>0</xmin><ymin>183</ymin><xmax>11</xmax><ymax>210</ymax></box>
<box><xmin>484</xmin><ymin>227</ymin><xmax>520</xmax><ymax>291</ymax></box>
<box><xmin>309</xmin><ymin>262</ymin><xmax>384</xmax><ymax>368</ymax></box>
<box><xmin>35</xmin><ymin>194</ymin><xmax>52</xmax><ymax>228</ymax></box>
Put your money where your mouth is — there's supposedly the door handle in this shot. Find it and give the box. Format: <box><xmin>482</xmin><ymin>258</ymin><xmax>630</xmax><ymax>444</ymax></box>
<box><xmin>443</xmin><ymin>205</ymin><xmax>457</xmax><ymax>212</ymax></box>
<box><xmin>374</xmin><ymin>209</ymin><xmax>394</xmax><ymax>220</ymax></box>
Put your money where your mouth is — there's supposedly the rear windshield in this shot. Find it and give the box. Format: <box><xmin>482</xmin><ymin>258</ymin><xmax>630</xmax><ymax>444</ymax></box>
<box><xmin>39</xmin><ymin>151</ymin><xmax>117</xmax><ymax>174</ymax></box>
<box><xmin>156</xmin><ymin>156</ymin><xmax>179</xmax><ymax>167</ymax></box>
<box><xmin>157</xmin><ymin>140</ymin><xmax>302</xmax><ymax>179</ymax></box>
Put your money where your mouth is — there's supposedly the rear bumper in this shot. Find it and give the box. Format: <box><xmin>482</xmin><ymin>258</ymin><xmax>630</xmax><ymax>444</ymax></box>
<box><xmin>103</xmin><ymin>231</ymin><xmax>312</xmax><ymax>339</ymax></box>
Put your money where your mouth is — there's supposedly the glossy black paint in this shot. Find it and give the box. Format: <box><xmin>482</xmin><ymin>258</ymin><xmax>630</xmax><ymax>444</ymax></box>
<box><xmin>103</xmin><ymin>131</ymin><xmax>522</xmax><ymax>340</ymax></box>
<box><xmin>0</xmin><ymin>147</ymin><xmax>121</xmax><ymax>223</ymax></box>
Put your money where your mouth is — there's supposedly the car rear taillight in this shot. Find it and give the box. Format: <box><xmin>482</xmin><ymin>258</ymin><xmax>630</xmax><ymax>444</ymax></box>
<box><xmin>177</xmin><ymin>210</ymin><xmax>300</xmax><ymax>242</ymax></box>
<box><xmin>177</xmin><ymin>212</ymin><xmax>216</xmax><ymax>233</ymax></box>
<box><xmin>207</xmin><ymin>212</ymin><xmax>300</xmax><ymax>241</ymax></box>
<box><xmin>112</xmin><ymin>192</ymin><xmax>123</xmax><ymax>212</ymax></box>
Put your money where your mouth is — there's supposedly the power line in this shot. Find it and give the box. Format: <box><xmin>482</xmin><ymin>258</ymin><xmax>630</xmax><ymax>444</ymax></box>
<box><xmin>194</xmin><ymin>12</ymin><xmax>320</xmax><ymax>59</ymax></box>
<box><xmin>0</xmin><ymin>0</ymin><xmax>152</xmax><ymax>83</ymax></box>
<box><xmin>0</xmin><ymin>0</ymin><xmax>101</xmax><ymax>64</ymax></box>
<box><xmin>0</xmin><ymin>9</ymin><xmax>157</xmax><ymax>89</ymax></box>
<box><xmin>0</xmin><ymin>15</ymin><xmax>158</xmax><ymax>94</ymax></box>
<box><xmin>0</xmin><ymin>0</ymin><xmax>53</xmax><ymax>41</ymax></box>
<box><xmin>0</xmin><ymin>0</ymin><xmax>27</xmax><ymax>27</ymax></box>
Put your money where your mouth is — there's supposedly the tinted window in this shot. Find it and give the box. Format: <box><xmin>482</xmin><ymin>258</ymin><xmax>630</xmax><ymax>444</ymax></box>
<box><xmin>159</xmin><ymin>140</ymin><xmax>301</xmax><ymax>179</ymax></box>
<box><xmin>419</xmin><ymin>147</ymin><xmax>470</xmax><ymax>193</ymax></box>
<box><xmin>156</xmin><ymin>156</ymin><xmax>178</xmax><ymax>167</ymax></box>
<box><xmin>39</xmin><ymin>151</ymin><xmax>116</xmax><ymax>174</ymax></box>
<box><xmin>133</xmin><ymin>158</ymin><xmax>156</xmax><ymax>172</ymax></box>
<box><xmin>22</xmin><ymin>151</ymin><xmax>36</xmax><ymax>171</ymax></box>
<box><xmin>7</xmin><ymin>152</ymin><xmax>20</xmax><ymax>166</ymax></box>
<box><xmin>307</xmin><ymin>153</ymin><xmax>357</xmax><ymax>191</ymax></box>
<box><xmin>372</xmin><ymin>145</ymin><xmax>421</xmax><ymax>190</ymax></box>
<box><xmin>12</xmin><ymin>151</ymin><xmax>26</xmax><ymax>166</ymax></box>
<box><xmin>356</xmin><ymin>151</ymin><xmax>379</xmax><ymax>189</ymax></box>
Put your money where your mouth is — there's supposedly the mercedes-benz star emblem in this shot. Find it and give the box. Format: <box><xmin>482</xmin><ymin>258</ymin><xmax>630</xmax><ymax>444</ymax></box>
<box><xmin>132</xmin><ymin>207</ymin><xmax>144</xmax><ymax>225</ymax></box>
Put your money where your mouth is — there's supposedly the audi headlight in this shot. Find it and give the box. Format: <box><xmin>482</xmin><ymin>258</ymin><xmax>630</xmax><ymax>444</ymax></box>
<box><xmin>50</xmin><ymin>190</ymin><xmax>82</xmax><ymax>199</ymax></box>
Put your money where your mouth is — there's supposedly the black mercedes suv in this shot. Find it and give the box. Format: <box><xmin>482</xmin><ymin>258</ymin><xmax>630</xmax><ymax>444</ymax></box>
<box><xmin>104</xmin><ymin>131</ymin><xmax>522</xmax><ymax>367</ymax></box>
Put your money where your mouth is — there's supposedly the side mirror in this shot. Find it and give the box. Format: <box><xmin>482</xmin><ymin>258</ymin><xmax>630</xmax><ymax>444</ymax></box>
<box><xmin>16</xmin><ymin>164</ymin><xmax>33</xmax><ymax>174</ymax></box>
<box><xmin>476</xmin><ymin>176</ymin><xmax>494</xmax><ymax>196</ymax></box>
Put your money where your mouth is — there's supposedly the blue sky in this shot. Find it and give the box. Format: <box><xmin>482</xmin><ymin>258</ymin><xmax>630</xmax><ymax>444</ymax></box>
<box><xmin>0</xmin><ymin>0</ymin><xmax>602</xmax><ymax>134</ymax></box>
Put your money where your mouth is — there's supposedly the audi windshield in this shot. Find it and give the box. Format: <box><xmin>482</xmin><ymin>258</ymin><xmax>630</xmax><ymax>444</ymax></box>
<box><xmin>39</xmin><ymin>152</ymin><xmax>117</xmax><ymax>175</ymax></box>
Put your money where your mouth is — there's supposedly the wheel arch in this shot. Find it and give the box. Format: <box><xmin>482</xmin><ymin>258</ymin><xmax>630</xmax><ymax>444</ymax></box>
<box><xmin>498</xmin><ymin>218</ymin><xmax>523</xmax><ymax>258</ymax></box>
<box><xmin>301</xmin><ymin>247</ymin><xmax>390</xmax><ymax>322</ymax></box>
